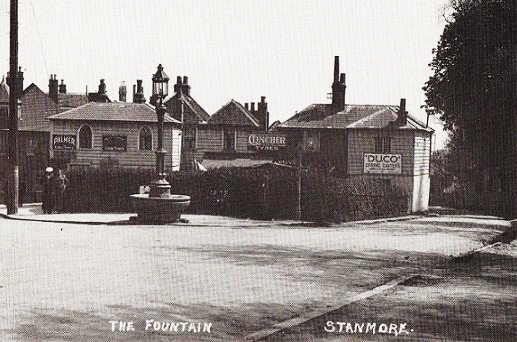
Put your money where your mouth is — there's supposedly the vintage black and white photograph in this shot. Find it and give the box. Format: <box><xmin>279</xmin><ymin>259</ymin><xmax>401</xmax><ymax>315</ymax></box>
<box><xmin>1</xmin><ymin>0</ymin><xmax>516</xmax><ymax>340</ymax></box>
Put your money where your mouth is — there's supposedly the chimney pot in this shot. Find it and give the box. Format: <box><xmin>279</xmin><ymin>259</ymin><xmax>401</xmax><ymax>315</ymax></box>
<box><xmin>245</xmin><ymin>103</ymin><xmax>249</xmax><ymax>110</ymax></box>
<box><xmin>58</xmin><ymin>79</ymin><xmax>67</xmax><ymax>94</ymax></box>
<box><xmin>261</xmin><ymin>96</ymin><xmax>266</xmax><ymax>103</ymax></box>
<box><xmin>181</xmin><ymin>76</ymin><xmax>191</xmax><ymax>96</ymax></box>
<box><xmin>398</xmin><ymin>98</ymin><xmax>407</xmax><ymax>127</ymax></box>
<box><xmin>133</xmin><ymin>80</ymin><xmax>146</xmax><ymax>103</ymax></box>
<box><xmin>119</xmin><ymin>81</ymin><xmax>127</xmax><ymax>102</ymax></box>
<box><xmin>49</xmin><ymin>74</ymin><xmax>59</xmax><ymax>102</ymax></box>
<box><xmin>334</xmin><ymin>56</ymin><xmax>339</xmax><ymax>82</ymax></box>
<box><xmin>332</xmin><ymin>57</ymin><xmax>346</xmax><ymax>112</ymax></box>
<box><xmin>251</xmin><ymin>103</ymin><xmax>255</xmax><ymax>112</ymax></box>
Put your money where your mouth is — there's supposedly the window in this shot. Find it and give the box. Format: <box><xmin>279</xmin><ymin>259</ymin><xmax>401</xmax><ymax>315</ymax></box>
<box><xmin>78</xmin><ymin>125</ymin><xmax>92</xmax><ymax>149</ymax></box>
<box><xmin>223</xmin><ymin>127</ymin><xmax>236</xmax><ymax>151</ymax></box>
<box><xmin>183</xmin><ymin>126</ymin><xmax>197</xmax><ymax>149</ymax></box>
<box><xmin>304</xmin><ymin>130</ymin><xmax>320</xmax><ymax>152</ymax></box>
<box><xmin>139</xmin><ymin>126</ymin><xmax>152</xmax><ymax>150</ymax></box>
<box><xmin>375</xmin><ymin>137</ymin><xmax>391</xmax><ymax>153</ymax></box>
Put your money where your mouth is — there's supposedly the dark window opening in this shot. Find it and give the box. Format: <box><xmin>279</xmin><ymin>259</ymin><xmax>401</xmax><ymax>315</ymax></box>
<box><xmin>78</xmin><ymin>125</ymin><xmax>92</xmax><ymax>149</ymax></box>
<box><xmin>223</xmin><ymin>127</ymin><xmax>235</xmax><ymax>151</ymax></box>
<box><xmin>375</xmin><ymin>137</ymin><xmax>391</xmax><ymax>153</ymax></box>
<box><xmin>139</xmin><ymin>126</ymin><xmax>152</xmax><ymax>150</ymax></box>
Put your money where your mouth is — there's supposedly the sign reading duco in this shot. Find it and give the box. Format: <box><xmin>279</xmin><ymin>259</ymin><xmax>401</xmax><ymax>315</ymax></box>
<box><xmin>363</xmin><ymin>153</ymin><xmax>402</xmax><ymax>174</ymax></box>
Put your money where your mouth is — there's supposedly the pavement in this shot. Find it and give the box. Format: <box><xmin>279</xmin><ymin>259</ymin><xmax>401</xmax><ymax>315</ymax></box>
<box><xmin>0</xmin><ymin>202</ymin><xmax>421</xmax><ymax>226</ymax></box>
<box><xmin>0</xmin><ymin>203</ymin><xmax>515</xmax><ymax>341</ymax></box>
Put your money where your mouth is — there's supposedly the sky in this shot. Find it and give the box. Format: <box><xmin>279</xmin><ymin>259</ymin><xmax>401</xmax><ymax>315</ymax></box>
<box><xmin>1</xmin><ymin>0</ymin><xmax>449</xmax><ymax>149</ymax></box>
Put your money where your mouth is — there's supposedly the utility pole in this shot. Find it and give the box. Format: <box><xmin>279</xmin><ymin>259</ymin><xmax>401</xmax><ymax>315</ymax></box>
<box><xmin>8</xmin><ymin>0</ymin><xmax>19</xmax><ymax>214</ymax></box>
<box><xmin>510</xmin><ymin>0</ymin><xmax>517</xmax><ymax>218</ymax></box>
<box><xmin>296</xmin><ymin>143</ymin><xmax>302</xmax><ymax>221</ymax></box>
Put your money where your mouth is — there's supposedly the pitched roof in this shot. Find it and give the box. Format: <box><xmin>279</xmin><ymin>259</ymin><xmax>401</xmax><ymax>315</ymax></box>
<box><xmin>164</xmin><ymin>92</ymin><xmax>210</xmax><ymax>124</ymax></box>
<box><xmin>22</xmin><ymin>83</ymin><xmax>44</xmax><ymax>97</ymax></box>
<box><xmin>208</xmin><ymin>100</ymin><xmax>260</xmax><ymax>127</ymax></box>
<box><xmin>48</xmin><ymin>102</ymin><xmax>181</xmax><ymax>124</ymax></box>
<box><xmin>279</xmin><ymin>103</ymin><xmax>432</xmax><ymax>131</ymax></box>
<box><xmin>58</xmin><ymin>93</ymin><xmax>89</xmax><ymax>111</ymax></box>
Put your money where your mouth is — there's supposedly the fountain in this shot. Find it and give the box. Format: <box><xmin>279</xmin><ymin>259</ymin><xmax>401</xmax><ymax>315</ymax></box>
<box><xmin>130</xmin><ymin>64</ymin><xmax>190</xmax><ymax>223</ymax></box>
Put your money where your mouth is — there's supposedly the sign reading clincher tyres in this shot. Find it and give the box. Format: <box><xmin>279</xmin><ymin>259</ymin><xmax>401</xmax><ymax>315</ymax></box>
<box><xmin>247</xmin><ymin>133</ymin><xmax>287</xmax><ymax>151</ymax></box>
<box><xmin>363</xmin><ymin>153</ymin><xmax>402</xmax><ymax>174</ymax></box>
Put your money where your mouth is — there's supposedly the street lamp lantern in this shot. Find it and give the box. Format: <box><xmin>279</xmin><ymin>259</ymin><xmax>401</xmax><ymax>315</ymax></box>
<box><xmin>152</xmin><ymin>64</ymin><xmax>169</xmax><ymax>98</ymax></box>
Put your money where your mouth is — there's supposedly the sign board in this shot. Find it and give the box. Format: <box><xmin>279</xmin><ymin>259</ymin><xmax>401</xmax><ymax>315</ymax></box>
<box><xmin>102</xmin><ymin>135</ymin><xmax>127</xmax><ymax>151</ymax></box>
<box><xmin>247</xmin><ymin>133</ymin><xmax>287</xmax><ymax>151</ymax></box>
<box><xmin>363</xmin><ymin>153</ymin><xmax>402</xmax><ymax>174</ymax></box>
<box><xmin>53</xmin><ymin>134</ymin><xmax>76</xmax><ymax>150</ymax></box>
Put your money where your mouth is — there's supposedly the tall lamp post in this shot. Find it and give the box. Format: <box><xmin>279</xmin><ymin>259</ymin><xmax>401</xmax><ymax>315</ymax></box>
<box><xmin>149</xmin><ymin>64</ymin><xmax>171</xmax><ymax>198</ymax></box>
<box><xmin>129</xmin><ymin>64</ymin><xmax>190</xmax><ymax>223</ymax></box>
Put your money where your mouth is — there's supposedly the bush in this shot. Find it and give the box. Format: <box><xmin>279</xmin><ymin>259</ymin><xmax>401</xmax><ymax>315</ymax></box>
<box><xmin>63</xmin><ymin>166</ymin><xmax>408</xmax><ymax>222</ymax></box>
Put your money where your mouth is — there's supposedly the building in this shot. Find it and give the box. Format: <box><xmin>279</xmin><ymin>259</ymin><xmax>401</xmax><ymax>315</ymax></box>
<box><xmin>48</xmin><ymin>100</ymin><xmax>182</xmax><ymax>171</ymax></box>
<box><xmin>164</xmin><ymin>76</ymin><xmax>210</xmax><ymax>171</ymax></box>
<box><xmin>194</xmin><ymin>96</ymin><xmax>270</xmax><ymax>168</ymax></box>
<box><xmin>278</xmin><ymin>57</ymin><xmax>434</xmax><ymax>212</ymax></box>
<box><xmin>16</xmin><ymin>75</ymin><xmax>89</xmax><ymax>201</ymax></box>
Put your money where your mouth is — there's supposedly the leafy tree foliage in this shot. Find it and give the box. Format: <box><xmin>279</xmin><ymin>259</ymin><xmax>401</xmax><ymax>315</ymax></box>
<box><xmin>424</xmin><ymin>0</ymin><xmax>516</xmax><ymax>212</ymax></box>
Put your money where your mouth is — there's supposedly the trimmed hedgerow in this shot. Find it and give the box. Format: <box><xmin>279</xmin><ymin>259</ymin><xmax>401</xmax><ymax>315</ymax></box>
<box><xmin>63</xmin><ymin>166</ymin><xmax>408</xmax><ymax>222</ymax></box>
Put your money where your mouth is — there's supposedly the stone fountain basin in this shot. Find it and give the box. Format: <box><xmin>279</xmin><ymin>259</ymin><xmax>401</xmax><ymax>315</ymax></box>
<box><xmin>130</xmin><ymin>194</ymin><xmax>191</xmax><ymax>223</ymax></box>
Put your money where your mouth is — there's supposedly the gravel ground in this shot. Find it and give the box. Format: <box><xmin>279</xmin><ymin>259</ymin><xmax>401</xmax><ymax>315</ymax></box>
<box><xmin>0</xmin><ymin>214</ymin><xmax>509</xmax><ymax>341</ymax></box>
<box><xmin>264</xmin><ymin>234</ymin><xmax>517</xmax><ymax>341</ymax></box>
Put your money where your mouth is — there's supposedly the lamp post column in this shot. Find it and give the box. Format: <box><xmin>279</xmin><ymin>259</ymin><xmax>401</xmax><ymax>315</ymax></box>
<box><xmin>149</xmin><ymin>97</ymin><xmax>171</xmax><ymax>198</ymax></box>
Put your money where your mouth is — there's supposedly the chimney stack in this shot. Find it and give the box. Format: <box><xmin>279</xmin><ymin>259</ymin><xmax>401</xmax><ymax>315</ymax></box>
<box><xmin>119</xmin><ymin>81</ymin><xmax>127</xmax><ymax>102</ymax></box>
<box><xmin>256</xmin><ymin>96</ymin><xmax>269</xmax><ymax>132</ymax></box>
<box><xmin>98</xmin><ymin>79</ymin><xmax>106</xmax><ymax>94</ymax></box>
<box><xmin>181</xmin><ymin>76</ymin><xmax>190</xmax><ymax>96</ymax></box>
<box><xmin>59</xmin><ymin>79</ymin><xmax>67</xmax><ymax>94</ymax></box>
<box><xmin>334</xmin><ymin>56</ymin><xmax>339</xmax><ymax>82</ymax></box>
<box><xmin>49</xmin><ymin>74</ymin><xmax>58</xmax><ymax>102</ymax></box>
<box><xmin>331</xmin><ymin>56</ymin><xmax>346</xmax><ymax>113</ymax></box>
<box><xmin>133</xmin><ymin>79</ymin><xmax>146</xmax><ymax>103</ymax></box>
<box><xmin>398</xmin><ymin>98</ymin><xmax>407</xmax><ymax>127</ymax></box>
<box><xmin>173</xmin><ymin>76</ymin><xmax>182</xmax><ymax>93</ymax></box>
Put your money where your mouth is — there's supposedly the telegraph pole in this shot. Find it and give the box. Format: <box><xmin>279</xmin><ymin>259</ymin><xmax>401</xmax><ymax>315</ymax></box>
<box><xmin>8</xmin><ymin>0</ymin><xmax>19</xmax><ymax>214</ymax></box>
<box><xmin>511</xmin><ymin>0</ymin><xmax>517</xmax><ymax>218</ymax></box>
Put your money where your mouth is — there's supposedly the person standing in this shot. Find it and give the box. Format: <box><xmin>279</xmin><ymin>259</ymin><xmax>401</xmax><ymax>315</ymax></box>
<box><xmin>42</xmin><ymin>167</ymin><xmax>55</xmax><ymax>214</ymax></box>
<box><xmin>55</xmin><ymin>169</ymin><xmax>69</xmax><ymax>213</ymax></box>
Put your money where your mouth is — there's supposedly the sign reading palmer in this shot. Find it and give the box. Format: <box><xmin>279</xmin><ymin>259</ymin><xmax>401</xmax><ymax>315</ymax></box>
<box><xmin>363</xmin><ymin>153</ymin><xmax>402</xmax><ymax>174</ymax></box>
<box><xmin>247</xmin><ymin>133</ymin><xmax>287</xmax><ymax>151</ymax></box>
<box><xmin>53</xmin><ymin>134</ymin><xmax>76</xmax><ymax>150</ymax></box>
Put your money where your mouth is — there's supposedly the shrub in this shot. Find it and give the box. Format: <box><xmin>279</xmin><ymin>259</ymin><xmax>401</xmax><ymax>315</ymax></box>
<box><xmin>63</xmin><ymin>166</ymin><xmax>408</xmax><ymax>222</ymax></box>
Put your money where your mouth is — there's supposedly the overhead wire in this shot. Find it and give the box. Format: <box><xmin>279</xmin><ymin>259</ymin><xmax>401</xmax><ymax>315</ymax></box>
<box><xmin>29</xmin><ymin>0</ymin><xmax>48</xmax><ymax>76</ymax></box>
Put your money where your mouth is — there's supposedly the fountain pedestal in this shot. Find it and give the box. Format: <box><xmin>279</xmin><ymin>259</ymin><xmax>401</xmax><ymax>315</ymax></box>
<box><xmin>130</xmin><ymin>193</ymin><xmax>190</xmax><ymax>224</ymax></box>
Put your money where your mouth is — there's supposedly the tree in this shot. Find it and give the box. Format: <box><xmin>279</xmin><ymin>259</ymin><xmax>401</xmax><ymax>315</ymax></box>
<box><xmin>423</xmin><ymin>0</ymin><xmax>516</xmax><ymax>215</ymax></box>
